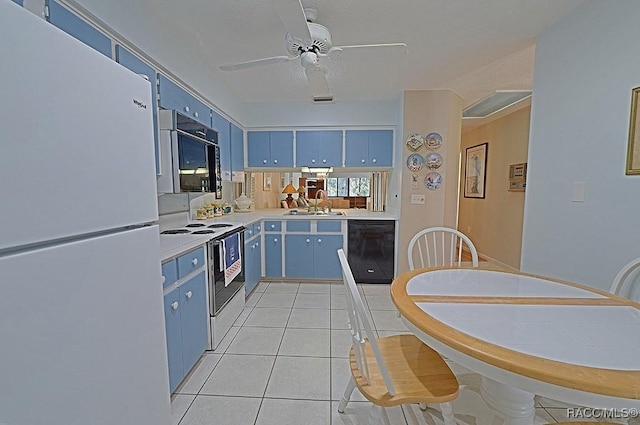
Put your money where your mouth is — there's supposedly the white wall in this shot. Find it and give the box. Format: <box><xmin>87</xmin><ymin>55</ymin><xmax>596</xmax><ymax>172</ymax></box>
<box><xmin>521</xmin><ymin>0</ymin><xmax>640</xmax><ymax>290</ymax></box>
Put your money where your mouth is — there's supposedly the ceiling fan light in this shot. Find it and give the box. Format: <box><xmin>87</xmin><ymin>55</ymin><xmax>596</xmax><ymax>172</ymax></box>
<box><xmin>300</xmin><ymin>51</ymin><xmax>318</xmax><ymax>68</ymax></box>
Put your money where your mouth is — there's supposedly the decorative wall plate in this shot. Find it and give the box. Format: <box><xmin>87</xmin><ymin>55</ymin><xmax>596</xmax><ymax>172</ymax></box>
<box><xmin>406</xmin><ymin>153</ymin><xmax>425</xmax><ymax>172</ymax></box>
<box><xmin>425</xmin><ymin>152</ymin><xmax>443</xmax><ymax>169</ymax></box>
<box><xmin>425</xmin><ymin>132</ymin><xmax>443</xmax><ymax>150</ymax></box>
<box><xmin>405</xmin><ymin>133</ymin><xmax>424</xmax><ymax>151</ymax></box>
<box><xmin>424</xmin><ymin>172</ymin><xmax>442</xmax><ymax>190</ymax></box>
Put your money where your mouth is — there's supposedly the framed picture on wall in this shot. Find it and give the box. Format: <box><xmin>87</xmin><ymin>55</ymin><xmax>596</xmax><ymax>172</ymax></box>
<box><xmin>464</xmin><ymin>142</ymin><xmax>488</xmax><ymax>198</ymax></box>
<box><xmin>626</xmin><ymin>86</ymin><xmax>640</xmax><ymax>175</ymax></box>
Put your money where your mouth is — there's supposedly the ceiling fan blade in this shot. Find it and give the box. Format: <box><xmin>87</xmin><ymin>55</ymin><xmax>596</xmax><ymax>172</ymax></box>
<box><xmin>269</xmin><ymin>0</ymin><xmax>311</xmax><ymax>42</ymax></box>
<box><xmin>327</xmin><ymin>43</ymin><xmax>408</xmax><ymax>61</ymax></box>
<box><xmin>219</xmin><ymin>56</ymin><xmax>295</xmax><ymax>71</ymax></box>
<box><xmin>305</xmin><ymin>66</ymin><xmax>330</xmax><ymax>98</ymax></box>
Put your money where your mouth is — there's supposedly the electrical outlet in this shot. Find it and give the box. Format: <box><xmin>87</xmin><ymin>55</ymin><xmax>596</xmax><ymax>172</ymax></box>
<box><xmin>411</xmin><ymin>194</ymin><xmax>426</xmax><ymax>204</ymax></box>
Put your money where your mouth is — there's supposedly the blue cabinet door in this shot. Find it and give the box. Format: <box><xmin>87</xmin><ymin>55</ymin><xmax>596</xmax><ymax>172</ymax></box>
<box><xmin>296</xmin><ymin>131</ymin><xmax>319</xmax><ymax>166</ymax></box>
<box><xmin>46</xmin><ymin>0</ymin><xmax>111</xmax><ymax>57</ymax></box>
<box><xmin>115</xmin><ymin>45</ymin><xmax>160</xmax><ymax>174</ymax></box>
<box><xmin>285</xmin><ymin>235</ymin><xmax>314</xmax><ymax>278</ymax></box>
<box><xmin>213</xmin><ymin>111</ymin><xmax>231</xmax><ymax>180</ymax></box>
<box><xmin>368</xmin><ymin>130</ymin><xmax>393</xmax><ymax>167</ymax></box>
<box><xmin>230</xmin><ymin>123</ymin><xmax>244</xmax><ymax>180</ymax></box>
<box><xmin>269</xmin><ymin>131</ymin><xmax>294</xmax><ymax>167</ymax></box>
<box><xmin>179</xmin><ymin>271</ymin><xmax>208</xmax><ymax>376</ymax></box>
<box><xmin>344</xmin><ymin>130</ymin><xmax>370</xmax><ymax>166</ymax></box>
<box><xmin>313</xmin><ymin>235</ymin><xmax>343</xmax><ymax>279</ymax></box>
<box><xmin>247</xmin><ymin>131</ymin><xmax>271</xmax><ymax>167</ymax></box>
<box><xmin>158</xmin><ymin>74</ymin><xmax>210</xmax><ymax>126</ymax></box>
<box><xmin>11</xmin><ymin>0</ymin><xmax>23</xmax><ymax>6</ymax></box>
<box><xmin>317</xmin><ymin>130</ymin><xmax>343</xmax><ymax>167</ymax></box>
<box><xmin>163</xmin><ymin>289</ymin><xmax>183</xmax><ymax>393</ymax></box>
<box><xmin>264</xmin><ymin>234</ymin><xmax>282</xmax><ymax>277</ymax></box>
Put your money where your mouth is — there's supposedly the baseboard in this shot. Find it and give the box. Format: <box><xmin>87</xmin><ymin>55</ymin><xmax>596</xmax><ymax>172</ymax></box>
<box><xmin>461</xmin><ymin>247</ymin><xmax>519</xmax><ymax>272</ymax></box>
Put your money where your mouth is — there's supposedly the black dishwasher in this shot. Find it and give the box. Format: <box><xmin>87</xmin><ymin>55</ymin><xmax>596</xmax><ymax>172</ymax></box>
<box><xmin>347</xmin><ymin>220</ymin><xmax>395</xmax><ymax>284</ymax></box>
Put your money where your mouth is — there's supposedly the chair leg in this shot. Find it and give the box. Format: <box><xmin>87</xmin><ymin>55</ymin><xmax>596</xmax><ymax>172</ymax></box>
<box><xmin>440</xmin><ymin>401</ymin><xmax>456</xmax><ymax>425</ymax></box>
<box><xmin>418</xmin><ymin>403</ymin><xmax>427</xmax><ymax>411</ymax></box>
<box><xmin>368</xmin><ymin>405</ymin><xmax>383</xmax><ymax>425</ymax></box>
<box><xmin>337</xmin><ymin>376</ymin><xmax>356</xmax><ymax>413</ymax></box>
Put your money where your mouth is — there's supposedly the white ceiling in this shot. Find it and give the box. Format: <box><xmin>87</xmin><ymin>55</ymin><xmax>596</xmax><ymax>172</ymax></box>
<box><xmin>72</xmin><ymin>0</ymin><xmax>584</xmax><ymax>108</ymax></box>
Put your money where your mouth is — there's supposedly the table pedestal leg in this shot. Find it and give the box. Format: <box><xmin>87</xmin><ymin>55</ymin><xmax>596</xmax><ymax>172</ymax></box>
<box><xmin>480</xmin><ymin>377</ymin><xmax>536</xmax><ymax>425</ymax></box>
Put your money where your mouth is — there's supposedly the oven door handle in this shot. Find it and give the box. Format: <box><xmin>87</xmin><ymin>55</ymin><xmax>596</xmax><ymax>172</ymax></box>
<box><xmin>219</xmin><ymin>239</ymin><xmax>225</xmax><ymax>272</ymax></box>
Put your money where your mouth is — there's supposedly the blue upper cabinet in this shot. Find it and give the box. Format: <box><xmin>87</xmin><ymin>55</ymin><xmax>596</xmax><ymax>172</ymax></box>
<box><xmin>345</xmin><ymin>129</ymin><xmax>393</xmax><ymax>167</ymax></box>
<box><xmin>213</xmin><ymin>111</ymin><xmax>231</xmax><ymax>180</ymax></box>
<box><xmin>230</xmin><ymin>123</ymin><xmax>245</xmax><ymax>181</ymax></box>
<box><xmin>46</xmin><ymin>0</ymin><xmax>111</xmax><ymax>57</ymax></box>
<box><xmin>296</xmin><ymin>130</ymin><xmax>343</xmax><ymax>167</ymax></box>
<box><xmin>158</xmin><ymin>74</ymin><xmax>210</xmax><ymax>127</ymax></box>
<box><xmin>247</xmin><ymin>131</ymin><xmax>294</xmax><ymax>167</ymax></box>
<box><xmin>115</xmin><ymin>45</ymin><xmax>160</xmax><ymax>174</ymax></box>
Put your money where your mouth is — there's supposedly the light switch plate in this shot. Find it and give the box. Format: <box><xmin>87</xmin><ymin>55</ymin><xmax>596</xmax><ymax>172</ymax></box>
<box><xmin>572</xmin><ymin>181</ymin><xmax>585</xmax><ymax>202</ymax></box>
<box><xmin>411</xmin><ymin>194</ymin><xmax>426</xmax><ymax>204</ymax></box>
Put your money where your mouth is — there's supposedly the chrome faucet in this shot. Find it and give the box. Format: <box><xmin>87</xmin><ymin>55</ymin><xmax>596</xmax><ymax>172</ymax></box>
<box><xmin>314</xmin><ymin>189</ymin><xmax>331</xmax><ymax>213</ymax></box>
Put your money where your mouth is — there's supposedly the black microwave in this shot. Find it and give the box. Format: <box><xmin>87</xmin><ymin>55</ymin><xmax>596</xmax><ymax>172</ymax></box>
<box><xmin>160</xmin><ymin>110</ymin><xmax>222</xmax><ymax>197</ymax></box>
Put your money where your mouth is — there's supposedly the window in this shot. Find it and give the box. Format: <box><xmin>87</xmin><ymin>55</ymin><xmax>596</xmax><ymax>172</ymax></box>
<box><xmin>326</xmin><ymin>177</ymin><xmax>369</xmax><ymax>197</ymax></box>
<box><xmin>349</xmin><ymin>177</ymin><xmax>370</xmax><ymax>196</ymax></box>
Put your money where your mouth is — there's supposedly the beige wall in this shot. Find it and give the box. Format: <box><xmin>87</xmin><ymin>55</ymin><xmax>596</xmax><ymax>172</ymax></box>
<box><xmin>458</xmin><ymin>106</ymin><xmax>530</xmax><ymax>269</ymax></box>
<box><xmin>397</xmin><ymin>91</ymin><xmax>463</xmax><ymax>274</ymax></box>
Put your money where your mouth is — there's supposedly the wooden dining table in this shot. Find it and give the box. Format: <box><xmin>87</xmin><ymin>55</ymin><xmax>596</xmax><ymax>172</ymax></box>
<box><xmin>391</xmin><ymin>267</ymin><xmax>640</xmax><ymax>425</ymax></box>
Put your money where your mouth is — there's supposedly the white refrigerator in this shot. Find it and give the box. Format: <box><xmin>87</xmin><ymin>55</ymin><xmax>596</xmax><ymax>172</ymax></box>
<box><xmin>0</xmin><ymin>2</ymin><xmax>171</xmax><ymax>424</ymax></box>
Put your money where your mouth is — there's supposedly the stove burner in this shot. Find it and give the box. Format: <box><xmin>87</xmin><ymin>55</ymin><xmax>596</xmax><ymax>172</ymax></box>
<box><xmin>208</xmin><ymin>224</ymin><xmax>233</xmax><ymax>228</ymax></box>
<box><xmin>185</xmin><ymin>223</ymin><xmax>206</xmax><ymax>227</ymax></box>
<box><xmin>161</xmin><ymin>229</ymin><xmax>191</xmax><ymax>235</ymax></box>
<box><xmin>191</xmin><ymin>230</ymin><xmax>215</xmax><ymax>234</ymax></box>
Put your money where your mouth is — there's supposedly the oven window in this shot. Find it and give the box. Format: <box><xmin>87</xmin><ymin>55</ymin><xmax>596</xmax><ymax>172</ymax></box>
<box><xmin>178</xmin><ymin>134</ymin><xmax>209</xmax><ymax>192</ymax></box>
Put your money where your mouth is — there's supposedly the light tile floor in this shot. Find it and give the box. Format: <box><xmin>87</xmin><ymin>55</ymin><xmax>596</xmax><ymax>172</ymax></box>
<box><xmin>170</xmin><ymin>281</ymin><xmax>634</xmax><ymax>425</ymax></box>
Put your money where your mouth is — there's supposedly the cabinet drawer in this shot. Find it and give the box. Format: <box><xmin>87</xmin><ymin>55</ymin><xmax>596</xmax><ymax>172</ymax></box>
<box><xmin>177</xmin><ymin>246</ymin><xmax>206</xmax><ymax>279</ymax></box>
<box><xmin>161</xmin><ymin>260</ymin><xmax>178</xmax><ymax>288</ymax></box>
<box><xmin>317</xmin><ymin>221</ymin><xmax>342</xmax><ymax>233</ymax></box>
<box><xmin>264</xmin><ymin>221</ymin><xmax>282</xmax><ymax>232</ymax></box>
<box><xmin>287</xmin><ymin>220</ymin><xmax>311</xmax><ymax>232</ymax></box>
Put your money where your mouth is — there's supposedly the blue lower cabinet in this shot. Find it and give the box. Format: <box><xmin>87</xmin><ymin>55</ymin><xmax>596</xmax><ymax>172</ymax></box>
<box><xmin>264</xmin><ymin>234</ymin><xmax>283</xmax><ymax>277</ymax></box>
<box><xmin>163</xmin><ymin>270</ymin><xmax>207</xmax><ymax>393</ymax></box>
<box><xmin>163</xmin><ymin>289</ymin><xmax>183</xmax><ymax>393</ymax></box>
<box><xmin>285</xmin><ymin>234</ymin><xmax>343</xmax><ymax>279</ymax></box>
<box><xmin>179</xmin><ymin>272</ymin><xmax>208</xmax><ymax>375</ymax></box>
<box><xmin>313</xmin><ymin>235</ymin><xmax>343</xmax><ymax>279</ymax></box>
<box><xmin>11</xmin><ymin>0</ymin><xmax>23</xmax><ymax>6</ymax></box>
<box><xmin>285</xmin><ymin>235</ymin><xmax>314</xmax><ymax>278</ymax></box>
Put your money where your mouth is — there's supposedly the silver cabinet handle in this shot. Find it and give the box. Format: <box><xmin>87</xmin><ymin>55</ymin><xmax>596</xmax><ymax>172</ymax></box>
<box><xmin>305</xmin><ymin>238</ymin><xmax>311</xmax><ymax>243</ymax></box>
<box><xmin>191</xmin><ymin>258</ymin><xmax>198</xmax><ymax>266</ymax></box>
<box><xmin>317</xmin><ymin>238</ymin><xmax>322</xmax><ymax>243</ymax></box>
<box><xmin>161</xmin><ymin>276</ymin><xmax>166</xmax><ymax>284</ymax></box>
<box><xmin>361</xmin><ymin>159</ymin><xmax>366</xmax><ymax>163</ymax></box>
<box><xmin>273</xmin><ymin>159</ymin><xmax>278</xmax><ymax>164</ymax></box>
<box><xmin>185</xmin><ymin>291</ymin><xmax>193</xmax><ymax>299</ymax></box>
<box><xmin>271</xmin><ymin>224</ymin><xmax>275</xmax><ymax>229</ymax></box>
<box><xmin>184</xmin><ymin>106</ymin><xmax>190</xmax><ymax>113</ymax></box>
<box><xmin>322</xmin><ymin>159</ymin><xmax>327</xmax><ymax>163</ymax></box>
<box><xmin>372</xmin><ymin>158</ymin><xmax>377</xmax><ymax>163</ymax></box>
<box><xmin>263</xmin><ymin>159</ymin><xmax>267</xmax><ymax>164</ymax></box>
<box><xmin>194</xmin><ymin>111</ymin><xmax>199</xmax><ymax>118</ymax></box>
<box><xmin>256</xmin><ymin>226</ymin><xmax>261</xmax><ymax>231</ymax></box>
<box><xmin>171</xmin><ymin>301</ymin><xmax>179</xmax><ymax>310</ymax></box>
<box><xmin>273</xmin><ymin>238</ymin><xmax>278</xmax><ymax>243</ymax></box>
<box><xmin>311</xmin><ymin>158</ymin><xmax>316</xmax><ymax>163</ymax></box>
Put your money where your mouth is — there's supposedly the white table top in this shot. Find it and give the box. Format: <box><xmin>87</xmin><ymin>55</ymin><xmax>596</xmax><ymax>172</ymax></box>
<box><xmin>391</xmin><ymin>267</ymin><xmax>640</xmax><ymax>403</ymax></box>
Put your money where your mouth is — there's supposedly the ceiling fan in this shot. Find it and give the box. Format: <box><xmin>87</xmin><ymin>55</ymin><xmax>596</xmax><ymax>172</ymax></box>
<box><xmin>218</xmin><ymin>0</ymin><xmax>407</xmax><ymax>101</ymax></box>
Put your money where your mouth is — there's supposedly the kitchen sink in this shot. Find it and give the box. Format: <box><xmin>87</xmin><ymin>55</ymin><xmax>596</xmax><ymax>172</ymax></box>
<box><xmin>284</xmin><ymin>210</ymin><xmax>345</xmax><ymax>216</ymax></box>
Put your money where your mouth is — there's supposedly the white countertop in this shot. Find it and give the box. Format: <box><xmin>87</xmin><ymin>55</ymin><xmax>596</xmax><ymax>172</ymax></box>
<box><xmin>159</xmin><ymin>208</ymin><xmax>397</xmax><ymax>261</ymax></box>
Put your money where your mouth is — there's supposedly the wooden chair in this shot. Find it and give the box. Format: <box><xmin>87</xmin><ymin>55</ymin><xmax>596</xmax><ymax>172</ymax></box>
<box><xmin>408</xmin><ymin>227</ymin><xmax>479</xmax><ymax>270</ymax></box>
<box><xmin>336</xmin><ymin>249</ymin><xmax>459</xmax><ymax>425</ymax></box>
<box><xmin>609</xmin><ymin>256</ymin><xmax>640</xmax><ymax>301</ymax></box>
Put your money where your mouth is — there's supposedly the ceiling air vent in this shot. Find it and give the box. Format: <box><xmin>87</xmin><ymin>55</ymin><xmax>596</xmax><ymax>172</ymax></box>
<box><xmin>463</xmin><ymin>91</ymin><xmax>531</xmax><ymax>119</ymax></box>
<box><xmin>313</xmin><ymin>95</ymin><xmax>334</xmax><ymax>103</ymax></box>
